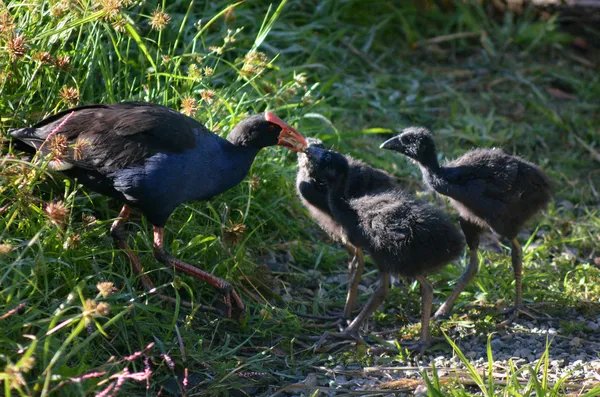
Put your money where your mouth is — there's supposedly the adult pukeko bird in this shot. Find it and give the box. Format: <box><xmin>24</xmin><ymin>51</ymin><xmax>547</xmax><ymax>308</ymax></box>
<box><xmin>296</xmin><ymin>138</ymin><xmax>398</xmax><ymax>321</ymax></box>
<box><xmin>9</xmin><ymin>102</ymin><xmax>307</xmax><ymax>318</ymax></box>
<box><xmin>305</xmin><ymin>146</ymin><xmax>465</xmax><ymax>348</ymax></box>
<box><xmin>381</xmin><ymin>127</ymin><xmax>551</xmax><ymax>323</ymax></box>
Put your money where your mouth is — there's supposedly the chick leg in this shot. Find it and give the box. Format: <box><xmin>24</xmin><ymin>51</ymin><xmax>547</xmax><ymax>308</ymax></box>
<box><xmin>315</xmin><ymin>272</ymin><xmax>389</xmax><ymax>349</ymax></box>
<box><xmin>401</xmin><ymin>276</ymin><xmax>434</xmax><ymax>352</ymax></box>
<box><xmin>343</xmin><ymin>246</ymin><xmax>364</xmax><ymax>320</ymax></box>
<box><xmin>434</xmin><ymin>219</ymin><xmax>481</xmax><ymax>319</ymax></box>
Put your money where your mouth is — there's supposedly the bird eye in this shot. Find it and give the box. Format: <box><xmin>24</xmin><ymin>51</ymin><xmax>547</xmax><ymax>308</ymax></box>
<box><xmin>400</xmin><ymin>135</ymin><xmax>409</xmax><ymax>145</ymax></box>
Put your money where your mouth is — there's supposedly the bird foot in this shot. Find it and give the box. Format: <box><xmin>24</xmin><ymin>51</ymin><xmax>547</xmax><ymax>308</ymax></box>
<box><xmin>497</xmin><ymin>304</ymin><xmax>550</xmax><ymax>328</ymax></box>
<box><xmin>398</xmin><ymin>340</ymin><xmax>428</xmax><ymax>353</ymax></box>
<box><xmin>432</xmin><ymin>306</ymin><xmax>452</xmax><ymax>321</ymax></box>
<box><xmin>314</xmin><ymin>329</ymin><xmax>365</xmax><ymax>351</ymax></box>
<box><xmin>216</xmin><ymin>285</ymin><xmax>245</xmax><ymax>322</ymax></box>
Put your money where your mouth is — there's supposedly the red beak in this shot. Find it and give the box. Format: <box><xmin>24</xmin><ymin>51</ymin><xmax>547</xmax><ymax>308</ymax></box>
<box><xmin>265</xmin><ymin>111</ymin><xmax>307</xmax><ymax>153</ymax></box>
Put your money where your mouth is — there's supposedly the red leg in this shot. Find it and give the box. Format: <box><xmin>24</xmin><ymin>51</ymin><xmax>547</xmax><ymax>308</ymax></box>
<box><xmin>153</xmin><ymin>226</ymin><xmax>245</xmax><ymax>319</ymax></box>
<box><xmin>110</xmin><ymin>206</ymin><xmax>215</xmax><ymax>312</ymax></box>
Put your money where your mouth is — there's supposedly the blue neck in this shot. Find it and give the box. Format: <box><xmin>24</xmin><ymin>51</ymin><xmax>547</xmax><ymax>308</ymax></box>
<box><xmin>217</xmin><ymin>139</ymin><xmax>261</xmax><ymax>192</ymax></box>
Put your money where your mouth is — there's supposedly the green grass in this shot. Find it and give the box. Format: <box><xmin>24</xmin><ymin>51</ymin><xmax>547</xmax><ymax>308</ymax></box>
<box><xmin>1</xmin><ymin>0</ymin><xmax>600</xmax><ymax>395</ymax></box>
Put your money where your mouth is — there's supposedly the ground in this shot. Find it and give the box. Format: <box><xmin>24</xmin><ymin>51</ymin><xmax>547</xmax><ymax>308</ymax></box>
<box><xmin>0</xmin><ymin>0</ymin><xmax>599</xmax><ymax>396</ymax></box>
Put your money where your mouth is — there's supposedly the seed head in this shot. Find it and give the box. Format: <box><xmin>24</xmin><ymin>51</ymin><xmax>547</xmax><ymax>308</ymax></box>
<box><xmin>34</xmin><ymin>51</ymin><xmax>54</xmax><ymax>64</ymax></box>
<box><xmin>203</xmin><ymin>66</ymin><xmax>214</xmax><ymax>77</ymax></box>
<box><xmin>112</xmin><ymin>16</ymin><xmax>126</xmax><ymax>32</ymax></box>
<box><xmin>48</xmin><ymin>134</ymin><xmax>68</xmax><ymax>160</ymax></box>
<box><xmin>293</xmin><ymin>72</ymin><xmax>307</xmax><ymax>86</ymax></box>
<box><xmin>241</xmin><ymin>51</ymin><xmax>269</xmax><ymax>77</ymax></box>
<box><xmin>19</xmin><ymin>358</ymin><xmax>35</xmax><ymax>373</ymax></box>
<box><xmin>82</xmin><ymin>213</ymin><xmax>97</xmax><ymax>227</ymax></box>
<box><xmin>97</xmin><ymin>0</ymin><xmax>122</xmax><ymax>20</ymax></box>
<box><xmin>222</xmin><ymin>220</ymin><xmax>247</xmax><ymax>246</ymax></box>
<box><xmin>51</xmin><ymin>3</ymin><xmax>68</xmax><ymax>18</ymax></box>
<box><xmin>0</xmin><ymin>10</ymin><xmax>15</xmax><ymax>35</ymax></box>
<box><xmin>82</xmin><ymin>299</ymin><xmax>97</xmax><ymax>322</ymax></box>
<box><xmin>96</xmin><ymin>302</ymin><xmax>111</xmax><ymax>316</ymax></box>
<box><xmin>180</xmin><ymin>96</ymin><xmax>198</xmax><ymax>117</ymax></box>
<box><xmin>7</xmin><ymin>33</ymin><xmax>27</xmax><ymax>60</ymax></box>
<box><xmin>4</xmin><ymin>363</ymin><xmax>26</xmax><ymax>390</ymax></box>
<box><xmin>209</xmin><ymin>46</ymin><xmax>223</xmax><ymax>55</ymax></box>
<box><xmin>224</xmin><ymin>6</ymin><xmax>235</xmax><ymax>23</ymax></box>
<box><xmin>187</xmin><ymin>64</ymin><xmax>202</xmax><ymax>81</ymax></box>
<box><xmin>54</xmin><ymin>55</ymin><xmax>71</xmax><ymax>71</ymax></box>
<box><xmin>223</xmin><ymin>28</ymin><xmax>238</xmax><ymax>44</ymax></box>
<box><xmin>161</xmin><ymin>55</ymin><xmax>171</xmax><ymax>65</ymax></box>
<box><xmin>0</xmin><ymin>243</ymin><xmax>13</xmax><ymax>255</ymax></box>
<box><xmin>72</xmin><ymin>140</ymin><xmax>89</xmax><ymax>161</ymax></box>
<box><xmin>45</xmin><ymin>200</ymin><xmax>69</xmax><ymax>227</ymax></box>
<box><xmin>249</xmin><ymin>175</ymin><xmax>261</xmax><ymax>190</ymax></box>
<box><xmin>302</xmin><ymin>92</ymin><xmax>313</xmax><ymax>105</ymax></box>
<box><xmin>0</xmin><ymin>71</ymin><xmax>12</xmax><ymax>84</ymax></box>
<box><xmin>149</xmin><ymin>7</ymin><xmax>170</xmax><ymax>31</ymax></box>
<box><xmin>64</xmin><ymin>233</ymin><xmax>81</xmax><ymax>249</ymax></box>
<box><xmin>200</xmin><ymin>89</ymin><xmax>216</xmax><ymax>105</ymax></box>
<box><xmin>97</xmin><ymin>281</ymin><xmax>117</xmax><ymax>298</ymax></box>
<box><xmin>60</xmin><ymin>86</ymin><xmax>79</xmax><ymax>106</ymax></box>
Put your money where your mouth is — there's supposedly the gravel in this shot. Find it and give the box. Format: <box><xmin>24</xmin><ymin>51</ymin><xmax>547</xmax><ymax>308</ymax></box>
<box><xmin>306</xmin><ymin>312</ymin><xmax>600</xmax><ymax>395</ymax></box>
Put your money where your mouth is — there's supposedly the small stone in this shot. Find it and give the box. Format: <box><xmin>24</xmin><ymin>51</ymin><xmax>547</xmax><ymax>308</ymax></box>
<box><xmin>414</xmin><ymin>384</ymin><xmax>428</xmax><ymax>397</ymax></box>
<box><xmin>570</xmin><ymin>337</ymin><xmax>582</xmax><ymax>348</ymax></box>
<box><xmin>466</xmin><ymin>351</ymin><xmax>477</xmax><ymax>359</ymax></box>
<box><xmin>519</xmin><ymin>348</ymin><xmax>531</xmax><ymax>358</ymax></box>
<box><xmin>587</xmin><ymin>321</ymin><xmax>599</xmax><ymax>332</ymax></box>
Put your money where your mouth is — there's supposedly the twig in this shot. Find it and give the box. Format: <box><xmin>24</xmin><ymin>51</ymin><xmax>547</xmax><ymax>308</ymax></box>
<box><xmin>0</xmin><ymin>202</ymin><xmax>11</xmax><ymax>215</ymax></box>
<box><xmin>573</xmin><ymin>134</ymin><xmax>600</xmax><ymax>163</ymax></box>
<box><xmin>0</xmin><ymin>303</ymin><xmax>26</xmax><ymax>320</ymax></box>
<box><xmin>294</xmin><ymin>312</ymin><xmax>340</xmax><ymax>321</ymax></box>
<box><xmin>341</xmin><ymin>39</ymin><xmax>385</xmax><ymax>74</ymax></box>
<box><xmin>313</xmin><ymin>366</ymin><xmax>600</xmax><ymax>391</ymax></box>
<box><xmin>269</xmin><ymin>383</ymin><xmax>411</xmax><ymax>397</ymax></box>
<box><xmin>418</xmin><ymin>31</ymin><xmax>481</xmax><ymax>46</ymax></box>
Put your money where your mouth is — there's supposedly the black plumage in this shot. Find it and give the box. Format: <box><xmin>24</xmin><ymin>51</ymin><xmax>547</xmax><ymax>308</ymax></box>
<box><xmin>381</xmin><ymin>127</ymin><xmax>552</xmax><ymax>320</ymax></box>
<box><xmin>9</xmin><ymin>102</ymin><xmax>307</xmax><ymax>317</ymax></box>
<box><xmin>306</xmin><ymin>146</ymin><xmax>465</xmax><ymax>347</ymax></box>
<box><xmin>296</xmin><ymin>138</ymin><xmax>398</xmax><ymax>319</ymax></box>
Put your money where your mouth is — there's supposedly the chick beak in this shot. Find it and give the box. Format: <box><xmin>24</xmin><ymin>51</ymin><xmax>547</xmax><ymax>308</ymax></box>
<box><xmin>380</xmin><ymin>136</ymin><xmax>403</xmax><ymax>151</ymax></box>
<box><xmin>265</xmin><ymin>111</ymin><xmax>307</xmax><ymax>153</ymax></box>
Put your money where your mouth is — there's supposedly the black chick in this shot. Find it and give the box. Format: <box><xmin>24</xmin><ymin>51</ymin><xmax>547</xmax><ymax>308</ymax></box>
<box><xmin>296</xmin><ymin>137</ymin><xmax>398</xmax><ymax>320</ymax></box>
<box><xmin>381</xmin><ymin>127</ymin><xmax>551</xmax><ymax>321</ymax></box>
<box><xmin>306</xmin><ymin>146</ymin><xmax>465</xmax><ymax>347</ymax></box>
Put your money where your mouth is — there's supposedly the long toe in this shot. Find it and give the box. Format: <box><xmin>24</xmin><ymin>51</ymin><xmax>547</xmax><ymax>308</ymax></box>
<box><xmin>217</xmin><ymin>289</ymin><xmax>245</xmax><ymax>322</ymax></box>
<box><xmin>399</xmin><ymin>340</ymin><xmax>429</xmax><ymax>354</ymax></box>
<box><xmin>432</xmin><ymin>306</ymin><xmax>452</xmax><ymax>321</ymax></box>
<box><xmin>314</xmin><ymin>330</ymin><xmax>365</xmax><ymax>351</ymax></box>
<box><xmin>497</xmin><ymin>305</ymin><xmax>549</xmax><ymax>328</ymax></box>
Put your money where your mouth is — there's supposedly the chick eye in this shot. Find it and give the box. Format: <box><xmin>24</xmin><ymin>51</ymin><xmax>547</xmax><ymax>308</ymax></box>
<box><xmin>400</xmin><ymin>136</ymin><xmax>409</xmax><ymax>145</ymax></box>
<box><xmin>268</xmin><ymin>124</ymin><xmax>278</xmax><ymax>131</ymax></box>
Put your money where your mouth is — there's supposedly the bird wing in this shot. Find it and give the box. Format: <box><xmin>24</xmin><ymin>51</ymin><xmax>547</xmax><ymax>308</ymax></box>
<box><xmin>22</xmin><ymin>102</ymin><xmax>200</xmax><ymax>172</ymax></box>
<box><xmin>359</xmin><ymin>202</ymin><xmax>410</xmax><ymax>249</ymax></box>
<box><xmin>440</xmin><ymin>151</ymin><xmax>521</xmax><ymax>223</ymax></box>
